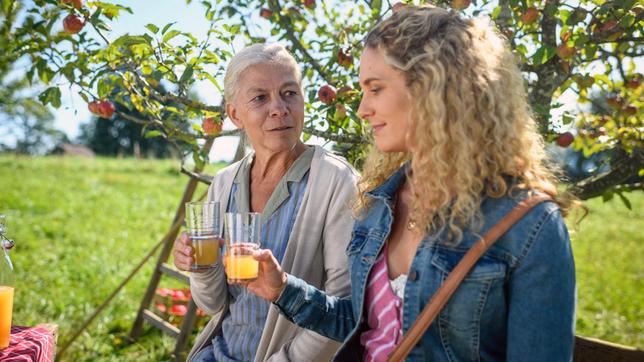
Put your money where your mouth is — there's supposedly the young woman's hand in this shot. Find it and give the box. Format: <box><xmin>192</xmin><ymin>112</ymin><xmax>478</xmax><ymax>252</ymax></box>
<box><xmin>232</xmin><ymin>248</ymin><xmax>288</xmax><ymax>302</ymax></box>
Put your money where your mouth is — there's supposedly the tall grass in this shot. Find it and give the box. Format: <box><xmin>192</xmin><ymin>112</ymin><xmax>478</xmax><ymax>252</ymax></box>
<box><xmin>571</xmin><ymin>193</ymin><xmax>643</xmax><ymax>348</ymax></box>
<box><xmin>0</xmin><ymin>155</ymin><xmax>219</xmax><ymax>361</ymax></box>
<box><xmin>0</xmin><ymin>155</ymin><xmax>641</xmax><ymax>360</ymax></box>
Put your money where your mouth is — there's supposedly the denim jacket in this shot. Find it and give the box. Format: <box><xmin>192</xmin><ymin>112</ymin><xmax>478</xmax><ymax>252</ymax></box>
<box><xmin>274</xmin><ymin>166</ymin><xmax>576</xmax><ymax>361</ymax></box>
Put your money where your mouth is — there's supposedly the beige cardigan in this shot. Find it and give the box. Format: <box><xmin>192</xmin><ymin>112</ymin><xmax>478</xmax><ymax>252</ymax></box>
<box><xmin>188</xmin><ymin>146</ymin><xmax>358</xmax><ymax>361</ymax></box>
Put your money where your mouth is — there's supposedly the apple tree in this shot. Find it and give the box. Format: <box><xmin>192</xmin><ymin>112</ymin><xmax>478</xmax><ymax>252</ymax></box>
<box><xmin>3</xmin><ymin>0</ymin><xmax>642</xmax><ymax>202</ymax></box>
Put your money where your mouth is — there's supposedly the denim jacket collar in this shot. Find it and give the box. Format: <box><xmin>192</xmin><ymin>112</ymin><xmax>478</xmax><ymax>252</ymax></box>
<box><xmin>365</xmin><ymin>163</ymin><xmax>409</xmax><ymax>202</ymax></box>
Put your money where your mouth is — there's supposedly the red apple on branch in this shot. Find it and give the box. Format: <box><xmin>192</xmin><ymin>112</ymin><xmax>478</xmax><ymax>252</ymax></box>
<box><xmin>97</xmin><ymin>101</ymin><xmax>116</xmax><ymax>118</ymax></box>
<box><xmin>88</xmin><ymin>101</ymin><xmax>100</xmax><ymax>114</ymax></box>
<box><xmin>260</xmin><ymin>8</ymin><xmax>272</xmax><ymax>19</ymax></box>
<box><xmin>302</xmin><ymin>0</ymin><xmax>315</xmax><ymax>9</ymax></box>
<box><xmin>556</xmin><ymin>132</ymin><xmax>574</xmax><ymax>147</ymax></box>
<box><xmin>520</xmin><ymin>7</ymin><xmax>539</xmax><ymax>24</ymax></box>
<box><xmin>89</xmin><ymin>100</ymin><xmax>116</xmax><ymax>118</ymax></box>
<box><xmin>337</xmin><ymin>49</ymin><xmax>353</xmax><ymax>68</ymax></box>
<box><xmin>556</xmin><ymin>44</ymin><xmax>576</xmax><ymax>60</ymax></box>
<box><xmin>63</xmin><ymin>14</ymin><xmax>84</xmax><ymax>34</ymax></box>
<box><xmin>318</xmin><ymin>85</ymin><xmax>336</xmax><ymax>105</ymax></box>
<box><xmin>450</xmin><ymin>0</ymin><xmax>471</xmax><ymax>10</ymax></box>
<box><xmin>606</xmin><ymin>95</ymin><xmax>624</xmax><ymax>110</ymax></box>
<box><xmin>623</xmin><ymin>105</ymin><xmax>638</xmax><ymax>116</ymax></box>
<box><xmin>626</xmin><ymin>76</ymin><xmax>642</xmax><ymax>89</ymax></box>
<box><xmin>202</xmin><ymin>117</ymin><xmax>222</xmax><ymax>136</ymax></box>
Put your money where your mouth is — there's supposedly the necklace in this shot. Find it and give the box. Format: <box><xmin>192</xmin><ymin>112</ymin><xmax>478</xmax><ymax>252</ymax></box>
<box><xmin>395</xmin><ymin>189</ymin><xmax>418</xmax><ymax>231</ymax></box>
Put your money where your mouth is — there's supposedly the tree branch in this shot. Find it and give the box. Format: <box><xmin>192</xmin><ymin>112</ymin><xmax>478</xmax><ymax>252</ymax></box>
<box><xmin>567</xmin><ymin>147</ymin><xmax>644</xmax><ymax>200</ymax></box>
<box><xmin>268</xmin><ymin>0</ymin><xmax>335</xmax><ymax>86</ymax></box>
<box><xmin>303</xmin><ymin>126</ymin><xmax>367</xmax><ymax>144</ymax></box>
<box><xmin>180</xmin><ymin>166</ymin><xmax>213</xmax><ymax>185</ymax></box>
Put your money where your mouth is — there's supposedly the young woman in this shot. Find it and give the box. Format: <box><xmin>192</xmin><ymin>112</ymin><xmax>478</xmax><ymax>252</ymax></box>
<box><xmin>241</xmin><ymin>6</ymin><xmax>576</xmax><ymax>361</ymax></box>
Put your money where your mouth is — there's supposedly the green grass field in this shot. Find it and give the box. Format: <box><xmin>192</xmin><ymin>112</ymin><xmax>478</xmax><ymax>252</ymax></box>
<box><xmin>0</xmin><ymin>155</ymin><xmax>641</xmax><ymax>360</ymax></box>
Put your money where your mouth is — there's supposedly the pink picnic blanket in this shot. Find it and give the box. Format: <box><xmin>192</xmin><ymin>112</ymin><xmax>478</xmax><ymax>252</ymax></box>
<box><xmin>0</xmin><ymin>326</ymin><xmax>55</xmax><ymax>362</ymax></box>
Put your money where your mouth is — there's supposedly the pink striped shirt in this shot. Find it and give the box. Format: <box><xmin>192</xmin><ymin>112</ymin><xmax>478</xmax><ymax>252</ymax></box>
<box><xmin>360</xmin><ymin>245</ymin><xmax>404</xmax><ymax>362</ymax></box>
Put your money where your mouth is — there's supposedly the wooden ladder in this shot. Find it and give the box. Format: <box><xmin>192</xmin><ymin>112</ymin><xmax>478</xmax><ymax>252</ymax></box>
<box><xmin>129</xmin><ymin>140</ymin><xmax>215</xmax><ymax>361</ymax></box>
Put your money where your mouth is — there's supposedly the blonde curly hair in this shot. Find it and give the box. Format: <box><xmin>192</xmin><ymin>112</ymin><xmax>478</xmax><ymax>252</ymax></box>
<box><xmin>355</xmin><ymin>5</ymin><xmax>572</xmax><ymax>242</ymax></box>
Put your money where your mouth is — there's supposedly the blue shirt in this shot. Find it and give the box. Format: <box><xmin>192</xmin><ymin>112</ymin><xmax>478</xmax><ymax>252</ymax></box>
<box><xmin>209</xmin><ymin>148</ymin><xmax>313</xmax><ymax>362</ymax></box>
<box><xmin>275</xmin><ymin>165</ymin><xmax>576</xmax><ymax>361</ymax></box>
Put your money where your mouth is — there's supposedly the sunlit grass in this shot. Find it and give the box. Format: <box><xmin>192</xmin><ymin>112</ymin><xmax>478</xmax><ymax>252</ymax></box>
<box><xmin>0</xmin><ymin>155</ymin><xmax>641</xmax><ymax>361</ymax></box>
<box><xmin>571</xmin><ymin>192</ymin><xmax>643</xmax><ymax>348</ymax></box>
<box><xmin>0</xmin><ymin>155</ymin><xmax>221</xmax><ymax>361</ymax></box>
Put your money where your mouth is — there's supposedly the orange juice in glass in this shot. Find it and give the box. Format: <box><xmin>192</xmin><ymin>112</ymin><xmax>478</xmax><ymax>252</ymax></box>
<box><xmin>0</xmin><ymin>286</ymin><xmax>13</xmax><ymax>349</ymax></box>
<box><xmin>225</xmin><ymin>245</ymin><xmax>259</xmax><ymax>282</ymax></box>
<box><xmin>224</xmin><ymin>212</ymin><xmax>261</xmax><ymax>283</ymax></box>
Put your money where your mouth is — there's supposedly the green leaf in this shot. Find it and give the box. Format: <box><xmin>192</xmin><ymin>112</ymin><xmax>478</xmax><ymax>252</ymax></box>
<box><xmin>145</xmin><ymin>23</ymin><xmax>159</xmax><ymax>34</ymax></box>
<box><xmin>38</xmin><ymin>87</ymin><xmax>61</xmax><ymax>108</ymax></box>
<box><xmin>179</xmin><ymin>65</ymin><xmax>194</xmax><ymax>84</ymax></box>
<box><xmin>163</xmin><ymin>30</ymin><xmax>181</xmax><ymax>43</ymax></box>
<box><xmin>491</xmin><ymin>6</ymin><xmax>502</xmax><ymax>19</ymax></box>
<box><xmin>616</xmin><ymin>192</ymin><xmax>632</xmax><ymax>210</ymax></box>
<box><xmin>144</xmin><ymin>130</ymin><xmax>165</xmax><ymax>139</ymax></box>
<box><xmin>602</xmin><ymin>191</ymin><xmax>614</xmax><ymax>202</ymax></box>
<box><xmin>371</xmin><ymin>0</ymin><xmax>382</xmax><ymax>16</ymax></box>
<box><xmin>532</xmin><ymin>46</ymin><xmax>556</xmax><ymax>65</ymax></box>
<box><xmin>161</xmin><ymin>22</ymin><xmax>177</xmax><ymax>35</ymax></box>
<box><xmin>79</xmin><ymin>92</ymin><xmax>89</xmax><ymax>103</ymax></box>
<box><xmin>1</xmin><ymin>0</ymin><xmax>10</xmax><ymax>16</ymax></box>
<box><xmin>93</xmin><ymin>2</ymin><xmax>130</xmax><ymax>19</ymax></box>
<box><xmin>202</xmin><ymin>72</ymin><xmax>222</xmax><ymax>92</ymax></box>
<box><xmin>97</xmin><ymin>78</ymin><xmax>110</xmax><ymax>99</ymax></box>
<box><xmin>562</xmin><ymin>113</ymin><xmax>575</xmax><ymax>125</ymax></box>
<box><xmin>113</xmin><ymin>35</ymin><xmax>151</xmax><ymax>48</ymax></box>
<box><xmin>192</xmin><ymin>149</ymin><xmax>205</xmax><ymax>169</ymax></box>
<box><xmin>37</xmin><ymin>64</ymin><xmax>55</xmax><ymax>84</ymax></box>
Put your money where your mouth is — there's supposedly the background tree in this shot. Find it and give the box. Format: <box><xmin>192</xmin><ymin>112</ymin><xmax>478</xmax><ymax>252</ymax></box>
<box><xmin>0</xmin><ymin>1</ymin><xmax>65</xmax><ymax>154</ymax></box>
<box><xmin>3</xmin><ymin>0</ymin><xmax>643</xmax><ymax>201</ymax></box>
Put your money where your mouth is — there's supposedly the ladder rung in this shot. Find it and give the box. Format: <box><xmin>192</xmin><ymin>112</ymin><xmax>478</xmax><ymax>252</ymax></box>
<box><xmin>159</xmin><ymin>263</ymin><xmax>190</xmax><ymax>284</ymax></box>
<box><xmin>142</xmin><ymin>309</ymin><xmax>180</xmax><ymax>338</ymax></box>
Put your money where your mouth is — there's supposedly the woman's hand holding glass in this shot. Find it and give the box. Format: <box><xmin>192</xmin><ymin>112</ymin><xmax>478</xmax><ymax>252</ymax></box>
<box><xmin>172</xmin><ymin>232</ymin><xmax>225</xmax><ymax>273</ymax></box>
<box><xmin>229</xmin><ymin>248</ymin><xmax>288</xmax><ymax>303</ymax></box>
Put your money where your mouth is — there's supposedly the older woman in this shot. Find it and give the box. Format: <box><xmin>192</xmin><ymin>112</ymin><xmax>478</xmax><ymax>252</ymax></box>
<box><xmin>172</xmin><ymin>43</ymin><xmax>358</xmax><ymax>362</ymax></box>
<box><xmin>243</xmin><ymin>6</ymin><xmax>576</xmax><ymax>362</ymax></box>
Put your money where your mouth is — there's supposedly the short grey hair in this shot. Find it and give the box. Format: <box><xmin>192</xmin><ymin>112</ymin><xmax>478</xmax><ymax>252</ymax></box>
<box><xmin>224</xmin><ymin>43</ymin><xmax>301</xmax><ymax>103</ymax></box>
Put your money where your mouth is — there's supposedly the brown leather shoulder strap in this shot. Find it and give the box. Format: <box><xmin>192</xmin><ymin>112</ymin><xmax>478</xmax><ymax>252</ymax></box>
<box><xmin>388</xmin><ymin>194</ymin><xmax>552</xmax><ymax>361</ymax></box>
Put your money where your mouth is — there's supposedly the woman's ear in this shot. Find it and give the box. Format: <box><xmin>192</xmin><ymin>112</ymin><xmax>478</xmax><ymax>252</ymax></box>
<box><xmin>226</xmin><ymin>102</ymin><xmax>244</xmax><ymax>129</ymax></box>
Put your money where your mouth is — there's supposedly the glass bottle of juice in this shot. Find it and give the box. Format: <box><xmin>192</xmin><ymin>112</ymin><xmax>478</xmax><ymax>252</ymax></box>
<box><xmin>0</xmin><ymin>215</ymin><xmax>15</xmax><ymax>350</ymax></box>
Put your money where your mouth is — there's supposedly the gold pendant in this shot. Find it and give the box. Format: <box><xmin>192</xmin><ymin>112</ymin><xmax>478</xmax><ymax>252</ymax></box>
<box><xmin>406</xmin><ymin>219</ymin><xmax>417</xmax><ymax>230</ymax></box>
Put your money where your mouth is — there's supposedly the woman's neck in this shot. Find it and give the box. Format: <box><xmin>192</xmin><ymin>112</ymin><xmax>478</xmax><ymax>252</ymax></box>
<box><xmin>251</xmin><ymin>142</ymin><xmax>307</xmax><ymax>181</ymax></box>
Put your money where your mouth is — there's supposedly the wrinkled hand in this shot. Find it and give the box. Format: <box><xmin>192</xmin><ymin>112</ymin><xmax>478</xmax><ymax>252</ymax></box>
<box><xmin>232</xmin><ymin>249</ymin><xmax>288</xmax><ymax>302</ymax></box>
<box><xmin>172</xmin><ymin>232</ymin><xmax>197</xmax><ymax>272</ymax></box>
<box><xmin>172</xmin><ymin>232</ymin><xmax>225</xmax><ymax>273</ymax></box>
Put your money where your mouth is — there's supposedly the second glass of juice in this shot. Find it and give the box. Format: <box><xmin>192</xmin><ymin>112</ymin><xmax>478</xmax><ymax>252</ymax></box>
<box><xmin>224</xmin><ymin>212</ymin><xmax>261</xmax><ymax>283</ymax></box>
<box><xmin>185</xmin><ymin>201</ymin><xmax>222</xmax><ymax>271</ymax></box>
